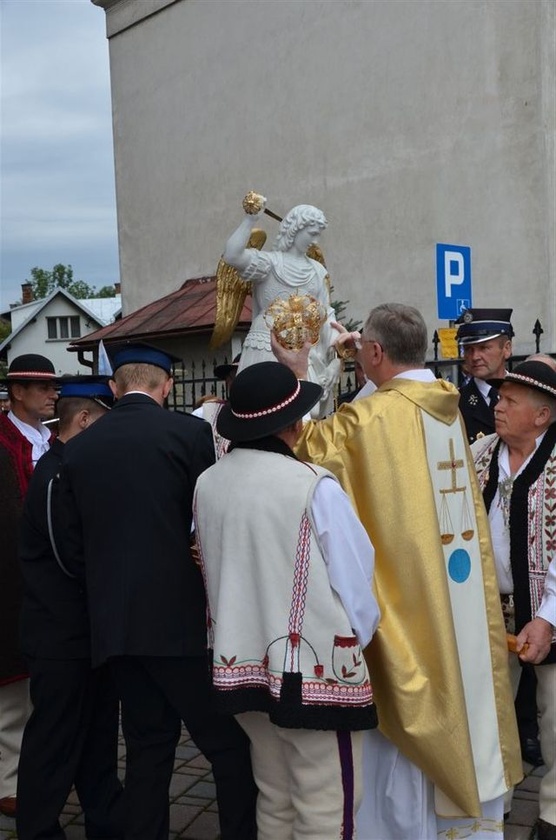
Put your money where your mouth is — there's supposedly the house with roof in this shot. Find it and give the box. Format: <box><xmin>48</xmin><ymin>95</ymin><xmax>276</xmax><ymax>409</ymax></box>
<box><xmin>0</xmin><ymin>285</ymin><xmax>121</xmax><ymax>375</ymax></box>
<box><xmin>67</xmin><ymin>275</ymin><xmax>250</xmax><ymax>409</ymax></box>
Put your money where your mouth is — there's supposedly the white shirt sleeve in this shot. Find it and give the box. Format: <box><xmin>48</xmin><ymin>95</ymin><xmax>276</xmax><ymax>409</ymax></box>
<box><xmin>311</xmin><ymin>476</ymin><xmax>380</xmax><ymax>648</ymax></box>
<box><xmin>536</xmin><ymin>557</ymin><xmax>556</xmax><ymax>628</ymax></box>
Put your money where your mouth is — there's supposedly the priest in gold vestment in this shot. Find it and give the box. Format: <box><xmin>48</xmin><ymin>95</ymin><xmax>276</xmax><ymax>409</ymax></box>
<box><xmin>272</xmin><ymin>303</ymin><xmax>522</xmax><ymax>840</ymax></box>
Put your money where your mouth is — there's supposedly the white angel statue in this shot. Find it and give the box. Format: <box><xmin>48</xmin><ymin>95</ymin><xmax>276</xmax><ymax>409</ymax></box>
<box><xmin>217</xmin><ymin>193</ymin><xmax>341</xmax><ymax>419</ymax></box>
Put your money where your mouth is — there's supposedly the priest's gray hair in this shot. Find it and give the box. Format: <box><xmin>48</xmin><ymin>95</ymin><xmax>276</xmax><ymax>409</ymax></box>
<box><xmin>274</xmin><ymin>205</ymin><xmax>327</xmax><ymax>252</ymax></box>
<box><xmin>363</xmin><ymin>303</ymin><xmax>428</xmax><ymax>366</ymax></box>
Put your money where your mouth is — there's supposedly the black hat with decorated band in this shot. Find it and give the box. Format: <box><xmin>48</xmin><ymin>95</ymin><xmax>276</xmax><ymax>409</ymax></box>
<box><xmin>456</xmin><ymin>308</ymin><xmax>514</xmax><ymax>346</ymax></box>
<box><xmin>1</xmin><ymin>353</ymin><xmax>58</xmax><ymax>383</ymax></box>
<box><xmin>216</xmin><ymin>361</ymin><xmax>322</xmax><ymax>442</ymax></box>
<box><xmin>488</xmin><ymin>360</ymin><xmax>556</xmax><ymax>399</ymax></box>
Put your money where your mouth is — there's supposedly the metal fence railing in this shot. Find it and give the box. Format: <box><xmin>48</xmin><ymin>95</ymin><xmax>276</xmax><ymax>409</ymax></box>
<box><xmin>169</xmin><ymin>320</ymin><xmax>555</xmax><ymax>413</ymax></box>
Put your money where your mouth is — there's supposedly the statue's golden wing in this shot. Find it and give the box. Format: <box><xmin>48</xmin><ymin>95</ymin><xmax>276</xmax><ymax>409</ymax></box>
<box><xmin>210</xmin><ymin>229</ymin><xmax>267</xmax><ymax>349</ymax></box>
<box><xmin>306</xmin><ymin>243</ymin><xmax>331</xmax><ymax>301</ymax></box>
<box><xmin>306</xmin><ymin>243</ymin><xmax>326</xmax><ymax>267</ymax></box>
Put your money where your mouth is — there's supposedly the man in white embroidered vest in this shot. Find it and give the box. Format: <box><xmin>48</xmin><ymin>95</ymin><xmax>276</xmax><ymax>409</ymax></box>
<box><xmin>193</xmin><ymin>361</ymin><xmax>381</xmax><ymax>840</ymax></box>
<box><xmin>457</xmin><ymin>312</ymin><xmax>544</xmax><ymax>770</ymax></box>
<box><xmin>272</xmin><ymin>302</ymin><xmax>523</xmax><ymax>840</ymax></box>
<box><xmin>472</xmin><ymin>359</ymin><xmax>556</xmax><ymax>840</ymax></box>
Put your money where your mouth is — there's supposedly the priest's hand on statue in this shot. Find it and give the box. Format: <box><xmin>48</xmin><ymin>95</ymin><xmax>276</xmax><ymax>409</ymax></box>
<box><xmin>515</xmin><ymin>617</ymin><xmax>554</xmax><ymax>664</ymax></box>
<box><xmin>331</xmin><ymin>321</ymin><xmax>362</xmax><ymax>362</ymax></box>
<box><xmin>270</xmin><ymin>331</ymin><xmax>311</xmax><ymax>380</ymax></box>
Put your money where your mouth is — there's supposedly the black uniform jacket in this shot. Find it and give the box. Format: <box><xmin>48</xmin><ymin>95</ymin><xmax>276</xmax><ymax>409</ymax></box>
<box><xmin>19</xmin><ymin>438</ymin><xmax>92</xmax><ymax>659</ymax></box>
<box><xmin>57</xmin><ymin>393</ymin><xmax>215</xmax><ymax>668</ymax></box>
<box><xmin>458</xmin><ymin>378</ymin><xmax>495</xmax><ymax>444</ymax></box>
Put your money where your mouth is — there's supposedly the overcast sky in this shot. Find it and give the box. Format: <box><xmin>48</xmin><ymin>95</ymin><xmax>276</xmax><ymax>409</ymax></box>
<box><xmin>0</xmin><ymin>0</ymin><xmax>119</xmax><ymax>312</ymax></box>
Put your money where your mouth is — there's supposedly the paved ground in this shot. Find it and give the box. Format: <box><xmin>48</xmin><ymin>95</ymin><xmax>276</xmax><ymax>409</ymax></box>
<box><xmin>0</xmin><ymin>729</ymin><xmax>547</xmax><ymax>839</ymax></box>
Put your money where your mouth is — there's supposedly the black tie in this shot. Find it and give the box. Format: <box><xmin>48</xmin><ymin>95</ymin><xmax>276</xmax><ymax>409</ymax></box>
<box><xmin>488</xmin><ymin>387</ymin><xmax>499</xmax><ymax>409</ymax></box>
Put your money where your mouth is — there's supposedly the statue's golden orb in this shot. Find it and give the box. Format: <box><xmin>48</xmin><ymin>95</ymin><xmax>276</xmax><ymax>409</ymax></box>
<box><xmin>265</xmin><ymin>294</ymin><xmax>326</xmax><ymax>351</ymax></box>
<box><xmin>242</xmin><ymin>191</ymin><xmax>266</xmax><ymax>215</ymax></box>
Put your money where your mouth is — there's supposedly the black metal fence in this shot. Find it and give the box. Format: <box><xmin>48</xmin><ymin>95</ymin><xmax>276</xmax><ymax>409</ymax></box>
<box><xmin>169</xmin><ymin>356</ymin><xmax>362</xmax><ymax>412</ymax></box>
<box><xmin>169</xmin><ymin>320</ymin><xmax>555</xmax><ymax>413</ymax></box>
<box><xmin>170</xmin><ymin>358</ymin><xmax>228</xmax><ymax>413</ymax></box>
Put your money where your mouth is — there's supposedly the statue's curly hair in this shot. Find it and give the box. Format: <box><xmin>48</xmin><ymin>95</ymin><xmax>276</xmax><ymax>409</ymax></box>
<box><xmin>274</xmin><ymin>205</ymin><xmax>327</xmax><ymax>252</ymax></box>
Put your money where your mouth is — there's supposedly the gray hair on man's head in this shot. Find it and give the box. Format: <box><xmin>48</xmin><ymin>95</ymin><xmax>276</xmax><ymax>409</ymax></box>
<box><xmin>526</xmin><ymin>353</ymin><xmax>556</xmax><ymax>373</ymax></box>
<box><xmin>363</xmin><ymin>303</ymin><xmax>428</xmax><ymax>366</ymax></box>
<box><xmin>524</xmin><ymin>388</ymin><xmax>556</xmax><ymax>424</ymax></box>
<box><xmin>274</xmin><ymin>205</ymin><xmax>327</xmax><ymax>252</ymax></box>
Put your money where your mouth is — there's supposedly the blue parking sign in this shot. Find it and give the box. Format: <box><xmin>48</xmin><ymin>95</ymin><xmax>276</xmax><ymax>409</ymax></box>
<box><xmin>436</xmin><ymin>244</ymin><xmax>472</xmax><ymax>320</ymax></box>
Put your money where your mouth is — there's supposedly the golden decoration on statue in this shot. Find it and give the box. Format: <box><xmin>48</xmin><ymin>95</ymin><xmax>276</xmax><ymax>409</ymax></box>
<box><xmin>335</xmin><ymin>342</ymin><xmax>358</xmax><ymax>361</ymax></box>
<box><xmin>265</xmin><ymin>294</ymin><xmax>326</xmax><ymax>351</ymax></box>
<box><xmin>242</xmin><ymin>191</ymin><xmax>266</xmax><ymax>215</ymax></box>
<box><xmin>210</xmin><ymin>228</ymin><xmax>267</xmax><ymax>349</ymax></box>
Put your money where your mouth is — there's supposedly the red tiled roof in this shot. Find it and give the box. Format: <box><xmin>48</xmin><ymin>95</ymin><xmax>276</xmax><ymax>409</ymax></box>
<box><xmin>70</xmin><ymin>276</ymin><xmax>251</xmax><ymax>349</ymax></box>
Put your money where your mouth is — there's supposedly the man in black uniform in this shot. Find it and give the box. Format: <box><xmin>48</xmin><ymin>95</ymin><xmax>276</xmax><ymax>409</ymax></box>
<box><xmin>17</xmin><ymin>376</ymin><xmax>123</xmax><ymax>840</ymax></box>
<box><xmin>57</xmin><ymin>343</ymin><xmax>257</xmax><ymax>840</ymax></box>
<box><xmin>456</xmin><ymin>308</ymin><xmax>513</xmax><ymax>444</ymax></box>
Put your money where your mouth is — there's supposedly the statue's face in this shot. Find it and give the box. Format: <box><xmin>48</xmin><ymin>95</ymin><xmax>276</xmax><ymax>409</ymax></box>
<box><xmin>293</xmin><ymin>224</ymin><xmax>322</xmax><ymax>253</ymax></box>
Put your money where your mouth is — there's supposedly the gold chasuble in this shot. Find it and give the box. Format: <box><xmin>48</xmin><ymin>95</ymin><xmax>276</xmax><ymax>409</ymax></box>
<box><xmin>295</xmin><ymin>376</ymin><xmax>522</xmax><ymax>816</ymax></box>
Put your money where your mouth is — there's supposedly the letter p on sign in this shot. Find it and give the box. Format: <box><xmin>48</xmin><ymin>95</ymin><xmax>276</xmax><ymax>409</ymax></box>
<box><xmin>436</xmin><ymin>244</ymin><xmax>472</xmax><ymax>320</ymax></box>
<box><xmin>445</xmin><ymin>252</ymin><xmax>464</xmax><ymax>296</ymax></box>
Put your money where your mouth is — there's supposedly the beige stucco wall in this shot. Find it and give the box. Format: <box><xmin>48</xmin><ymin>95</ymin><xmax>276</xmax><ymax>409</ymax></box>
<box><xmin>95</xmin><ymin>0</ymin><xmax>555</xmax><ymax>356</ymax></box>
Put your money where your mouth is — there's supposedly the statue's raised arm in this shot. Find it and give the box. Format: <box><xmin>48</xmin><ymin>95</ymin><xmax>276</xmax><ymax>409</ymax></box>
<box><xmin>223</xmin><ymin>192</ymin><xmax>268</xmax><ymax>273</ymax></box>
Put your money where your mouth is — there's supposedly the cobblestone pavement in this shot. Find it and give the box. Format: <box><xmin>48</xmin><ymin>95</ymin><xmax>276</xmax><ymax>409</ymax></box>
<box><xmin>0</xmin><ymin>731</ymin><xmax>547</xmax><ymax>840</ymax></box>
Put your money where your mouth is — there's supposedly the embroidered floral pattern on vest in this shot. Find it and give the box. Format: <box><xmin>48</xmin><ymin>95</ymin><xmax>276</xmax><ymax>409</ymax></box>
<box><xmin>209</xmin><ymin>513</ymin><xmax>372</xmax><ymax>707</ymax></box>
<box><xmin>474</xmin><ymin>434</ymin><xmax>556</xmax><ymax>647</ymax></box>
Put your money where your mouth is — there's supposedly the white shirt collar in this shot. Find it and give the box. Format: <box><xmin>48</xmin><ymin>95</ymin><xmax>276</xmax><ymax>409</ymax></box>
<box><xmin>7</xmin><ymin>410</ymin><xmax>51</xmax><ymax>467</ymax></box>
<box><xmin>498</xmin><ymin>430</ymin><xmax>547</xmax><ymax>479</ymax></box>
<box><xmin>7</xmin><ymin>410</ymin><xmax>51</xmax><ymax>446</ymax></box>
<box><xmin>474</xmin><ymin>377</ymin><xmax>491</xmax><ymax>399</ymax></box>
<box><xmin>392</xmin><ymin>368</ymin><xmax>436</xmax><ymax>382</ymax></box>
<box><xmin>474</xmin><ymin>373</ymin><xmax>508</xmax><ymax>401</ymax></box>
<box><xmin>354</xmin><ymin>368</ymin><xmax>436</xmax><ymax>400</ymax></box>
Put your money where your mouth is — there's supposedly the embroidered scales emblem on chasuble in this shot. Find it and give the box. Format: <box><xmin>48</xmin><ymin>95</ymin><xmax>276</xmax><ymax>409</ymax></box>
<box><xmin>421</xmin><ymin>411</ymin><xmax>507</xmax><ymax>807</ymax></box>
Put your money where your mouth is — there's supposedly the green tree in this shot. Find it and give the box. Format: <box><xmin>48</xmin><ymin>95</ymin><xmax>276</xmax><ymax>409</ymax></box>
<box><xmin>0</xmin><ymin>320</ymin><xmax>10</xmax><ymax>378</ymax></box>
<box><xmin>0</xmin><ymin>320</ymin><xmax>10</xmax><ymax>343</ymax></box>
<box><xmin>25</xmin><ymin>264</ymin><xmax>116</xmax><ymax>300</ymax></box>
<box><xmin>329</xmin><ymin>285</ymin><xmax>362</xmax><ymax>333</ymax></box>
<box><xmin>96</xmin><ymin>285</ymin><xmax>118</xmax><ymax>298</ymax></box>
